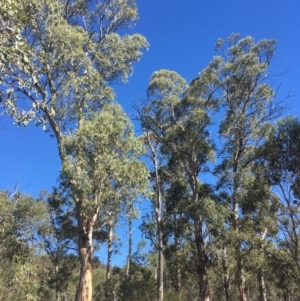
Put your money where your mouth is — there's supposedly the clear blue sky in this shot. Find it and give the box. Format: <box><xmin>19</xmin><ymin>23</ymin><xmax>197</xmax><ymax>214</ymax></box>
<box><xmin>1</xmin><ymin>0</ymin><xmax>299</xmax><ymax>265</ymax></box>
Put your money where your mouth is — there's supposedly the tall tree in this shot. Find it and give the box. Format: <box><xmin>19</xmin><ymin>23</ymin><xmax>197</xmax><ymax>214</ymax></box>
<box><xmin>139</xmin><ymin>131</ymin><xmax>166</xmax><ymax>301</ymax></box>
<box><xmin>163</xmin><ymin>165</ymin><xmax>190</xmax><ymax>299</ymax></box>
<box><xmin>0</xmin><ymin>1</ymin><xmax>148</xmax><ymax>300</ymax></box>
<box><xmin>264</xmin><ymin>116</ymin><xmax>300</xmax><ymax>297</ymax></box>
<box><xmin>215</xmin><ymin>34</ymin><xmax>283</xmax><ymax>301</ymax></box>
<box><xmin>60</xmin><ymin>103</ymin><xmax>148</xmax><ymax>301</ymax></box>
<box><xmin>138</xmin><ymin>68</ymin><xmax>218</xmax><ymax>301</ymax></box>
<box><xmin>170</xmin><ymin>68</ymin><xmax>218</xmax><ymax>301</ymax></box>
<box><xmin>136</xmin><ymin>70</ymin><xmax>188</xmax><ymax>301</ymax></box>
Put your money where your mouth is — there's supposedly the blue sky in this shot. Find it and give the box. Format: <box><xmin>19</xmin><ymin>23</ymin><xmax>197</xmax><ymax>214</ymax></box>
<box><xmin>1</xmin><ymin>0</ymin><xmax>299</xmax><ymax>265</ymax></box>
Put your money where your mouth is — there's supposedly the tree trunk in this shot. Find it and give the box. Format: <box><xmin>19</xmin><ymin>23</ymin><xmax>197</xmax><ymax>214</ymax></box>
<box><xmin>148</xmin><ymin>134</ymin><xmax>164</xmax><ymax>301</ymax></box>
<box><xmin>155</xmin><ymin>169</ymin><xmax>164</xmax><ymax>301</ymax></box>
<box><xmin>194</xmin><ymin>218</ymin><xmax>210</xmax><ymax>301</ymax></box>
<box><xmin>258</xmin><ymin>270</ymin><xmax>267</xmax><ymax>301</ymax></box>
<box><xmin>175</xmin><ymin>257</ymin><xmax>182</xmax><ymax>300</ymax></box>
<box><xmin>55</xmin><ymin>265</ymin><xmax>61</xmax><ymax>301</ymax></box>
<box><xmin>126</xmin><ymin>217</ymin><xmax>132</xmax><ymax>278</ymax></box>
<box><xmin>174</xmin><ymin>215</ymin><xmax>182</xmax><ymax>297</ymax></box>
<box><xmin>76</xmin><ymin>214</ymin><xmax>94</xmax><ymax>301</ymax></box>
<box><xmin>190</xmin><ymin>172</ymin><xmax>210</xmax><ymax>301</ymax></box>
<box><xmin>237</xmin><ymin>262</ymin><xmax>247</xmax><ymax>301</ymax></box>
<box><xmin>106</xmin><ymin>215</ymin><xmax>114</xmax><ymax>301</ymax></box>
<box><xmin>258</xmin><ymin>229</ymin><xmax>268</xmax><ymax>301</ymax></box>
<box><xmin>233</xmin><ymin>172</ymin><xmax>247</xmax><ymax>301</ymax></box>
<box><xmin>235</xmin><ymin>232</ymin><xmax>247</xmax><ymax>301</ymax></box>
<box><xmin>222</xmin><ymin>244</ymin><xmax>231</xmax><ymax>301</ymax></box>
<box><xmin>157</xmin><ymin>221</ymin><xmax>164</xmax><ymax>301</ymax></box>
<box><xmin>56</xmin><ymin>290</ymin><xmax>61</xmax><ymax>301</ymax></box>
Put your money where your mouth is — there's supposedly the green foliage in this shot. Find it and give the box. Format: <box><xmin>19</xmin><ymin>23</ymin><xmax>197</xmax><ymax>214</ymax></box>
<box><xmin>0</xmin><ymin>0</ymin><xmax>148</xmax><ymax>135</ymax></box>
<box><xmin>1</xmin><ymin>2</ymin><xmax>149</xmax><ymax>299</ymax></box>
<box><xmin>0</xmin><ymin>191</ymin><xmax>47</xmax><ymax>259</ymax></box>
<box><xmin>265</xmin><ymin>116</ymin><xmax>300</xmax><ymax>197</ymax></box>
<box><xmin>2</xmin><ymin>12</ymin><xmax>300</xmax><ymax>299</ymax></box>
<box><xmin>37</xmin><ymin>189</ymin><xmax>78</xmax><ymax>300</ymax></box>
<box><xmin>116</xmin><ymin>262</ymin><xmax>156</xmax><ymax>301</ymax></box>
<box><xmin>61</xmin><ymin>103</ymin><xmax>148</xmax><ymax>209</ymax></box>
<box><xmin>0</xmin><ymin>191</ymin><xmax>49</xmax><ymax>300</ymax></box>
<box><xmin>263</xmin><ymin>117</ymin><xmax>300</xmax><ymax>296</ymax></box>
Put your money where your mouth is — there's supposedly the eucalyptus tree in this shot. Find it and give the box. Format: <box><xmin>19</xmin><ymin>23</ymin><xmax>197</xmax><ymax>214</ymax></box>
<box><xmin>136</xmin><ymin>70</ymin><xmax>188</xmax><ymax>301</ymax></box>
<box><xmin>170</xmin><ymin>67</ymin><xmax>219</xmax><ymax>301</ymax></box>
<box><xmin>139</xmin><ymin>131</ymin><xmax>167</xmax><ymax>301</ymax></box>
<box><xmin>214</xmin><ymin>34</ymin><xmax>284</xmax><ymax>301</ymax></box>
<box><xmin>123</xmin><ymin>202</ymin><xmax>139</xmax><ymax>278</ymax></box>
<box><xmin>61</xmin><ymin>103</ymin><xmax>148</xmax><ymax>301</ymax></box>
<box><xmin>0</xmin><ymin>190</ymin><xmax>48</xmax><ymax>301</ymax></box>
<box><xmin>163</xmin><ymin>164</ymin><xmax>191</xmax><ymax>297</ymax></box>
<box><xmin>264</xmin><ymin>117</ymin><xmax>300</xmax><ymax>291</ymax></box>
<box><xmin>37</xmin><ymin>189</ymin><xmax>78</xmax><ymax>301</ymax></box>
<box><xmin>0</xmin><ymin>1</ymin><xmax>148</xmax><ymax>300</ymax></box>
<box><xmin>238</xmin><ymin>164</ymin><xmax>279</xmax><ymax>301</ymax></box>
<box><xmin>138</xmin><ymin>68</ymin><xmax>218</xmax><ymax>301</ymax></box>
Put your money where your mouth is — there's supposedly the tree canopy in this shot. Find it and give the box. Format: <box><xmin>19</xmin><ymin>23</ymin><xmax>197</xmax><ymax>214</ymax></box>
<box><xmin>0</xmin><ymin>1</ymin><xmax>299</xmax><ymax>301</ymax></box>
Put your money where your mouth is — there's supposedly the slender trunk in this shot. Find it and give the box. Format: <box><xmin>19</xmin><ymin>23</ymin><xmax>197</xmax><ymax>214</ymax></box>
<box><xmin>194</xmin><ymin>218</ymin><xmax>210</xmax><ymax>301</ymax></box>
<box><xmin>154</xmin><ymin>262</ymin><xmax>158</xmax><ymax>281</ymax></box>
<box><xmin>190</xmin><ymin>172</ymin><xmax>210</xmax><ymax>301</ymax></box>
<box><xmin>174</xmin><ymin>213</ymin><xmax>182</xmax><ymax>297</ymax></box>
<box><xmin>126</xmin><ymin>217</ymin><xmax>132</xmax><ymax>278</ymax></box>
<box><xmin>258</xmin><ymin>270</ymin><xmax>267</xmax><ymax>301</ymax></box>
<box><xmin>148</xmin><ymin>134</ymin><xmax>164</xmax><ymax>301</ymax></box>
<box><xmin>55</xmin><ymin>265</ymin><xmax>61</xmax><ymax>301</ymax></box>
<box><xmin>258</xmin><ymin>229</ymin><xmax>268</xmax><ymax>301</ymax></box>
<box><xmin>76</xmin><ymin>213</ymin><xmax>94</xmax><ymax>301</ymax></box>
<box><xmin>234</xmin><ymin>214</ymin><xmax>247</xmax><ymax>301</ymax></box>
<box><xmin>222</xmin><ymin>244</ymin><xmax>231</xmax><ymax>301</ymax></box>
<box><xmin>233</xmin><ymin>170</ymin><xmax>247</xmax><ymax>301</ymax></box>
<box><xmin>106</xmin><ymin>215</ymin><xmax>114</xmax><ymax>301</ymax></box>
<box><xmin>157</xmin><ymin>221</ymin><xmax>164</xmax><ymax>301</ymax></box>
<box><xmin>155</xmin><ymin>166</ymin><xmax>163</xmax><ymax>301</ymax></box>
<box><xmin>56</xmin><ymin>288</ymin><xmax>61</xmax><ymax>301</ymax></box>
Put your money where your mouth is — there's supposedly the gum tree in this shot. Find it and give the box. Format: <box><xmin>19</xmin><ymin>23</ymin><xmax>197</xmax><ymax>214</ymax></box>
<box><xmin>0</xmin><ymin>1</ymin><xmax>148</xmax><ymax>300</ymax></box>
<box><xmin>215</xmin><ymin>34</ymin><xmax>283</xmax><ymax>301</ymax></box>
<box><xmin>264</xmin><ymin>117</ymin><xmax>300</xmax><ymax>296</ymax></box>
<box><xmin>138</xmin><ymin>69</ymin><xmax>217</xmax><ymax>301</ymax></box>
<box><xmin>0</xmin><ymin>190</ymin><xmax>48</xmax><ymax>300</ymax></box>
<box><xmin>60</xmin><ymin>103</ymin><xmax>148</xmax><ymax>301</ymax></box>
<box><xmin>136</xmin><ymin>70</ymin><xmax>188</xmax><ymax>301</ymax></box>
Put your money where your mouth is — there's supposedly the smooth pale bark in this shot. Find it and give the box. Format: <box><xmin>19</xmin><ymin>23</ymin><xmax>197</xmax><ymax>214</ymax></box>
<box><xmin>157</xmin><ymin>225</ymin><xmax>164</xmax><ymax>301</ymax></box>
<box><xmin>147</xmin><ymin>134</ymin><xmax>164</xmax><ymax>301</ymax></box>
<box><xmin>76</xmin><ymin>213</ymin><xmax>95</xmax><ymax>301</ymax></box>
<box><xmin>232</xmin><ymin>143</ymin><xmax>247</xmax><ymax>301</ymax></box>
<box><xmin>155</xmin><ymin>165</ymin><xmax>164</xmax><ymax>301</ymax></box>
<box><xmin>258</xmin><ymin>230</ymin><xmax>268</xmax><ymax>301</ymax></box>
<box><xmin>258</xmin><ymin>271</ymin><xmax>267</xmax><ymax>301</ymax></box>
<box><xmin>233</xmin><ymin>199</ymin><xmax>247</xmax><ymax>301</ymax></box>
<box><xmin>54</xmin><ymin>265</ymin><xmax>61</xmax><ymax>301</ymax></box>
<box><xmin>106</xmin><ymin>214</ymin><xmax>114</xmax><ymax>301</ymax></box>
<box><xmin>222</xmin><ymin>244</ymin><xmax>231</xmax><ymax>301</ymax></box>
